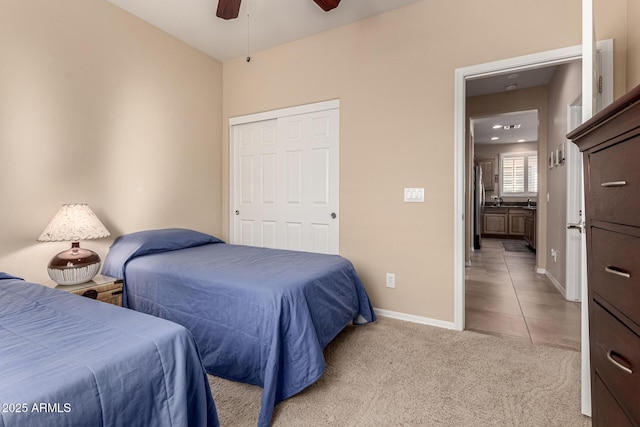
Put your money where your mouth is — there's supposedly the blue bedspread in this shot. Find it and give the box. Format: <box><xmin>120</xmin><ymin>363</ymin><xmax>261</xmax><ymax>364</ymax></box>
<box><xmin>0</xmin><ymin>273</ymin><xmax>218</xmax><ymax>427</ymax></box>
<box><xmin>102</xmin><ymin>228</ymin><xmax>376</xmax><ymax>427</ymax></box>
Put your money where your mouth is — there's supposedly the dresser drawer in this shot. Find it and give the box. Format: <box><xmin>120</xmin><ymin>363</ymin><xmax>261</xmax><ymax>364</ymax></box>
<box><xmin>594</xmin><ymin>374</ymin><xmax>635</xmax><ymax>427</ymax></box>
<box><xmin>589</xmin><ymin>138</ymin><xmax>640</xmax><ymax>227</ymax></box>
<box><xmin>592</xmin><ymin>303</ymin><xmax>640</xmax><ymax>422</ymax></box>
<box><xmin>591</xmin><ymin>227</ymin><xmax>640</xmax><ymax>328</ymax></box>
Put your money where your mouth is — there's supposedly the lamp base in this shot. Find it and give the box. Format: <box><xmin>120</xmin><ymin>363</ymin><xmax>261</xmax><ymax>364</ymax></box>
<box><xmin>47</xmin><ymin>242</ymin><xmax>101</xmax><ymax>285</ymax></box>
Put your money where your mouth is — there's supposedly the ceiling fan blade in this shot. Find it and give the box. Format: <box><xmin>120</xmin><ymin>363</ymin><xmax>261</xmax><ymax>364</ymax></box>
<box><xmin>313</xmin><ymin>0</ymin><xmax>341</xmax><ymax>12</ymax></box>
<box><xmin>216</xmin><ymin>0</ymin><xmax>241</xmax><ymax>20</ymax></box>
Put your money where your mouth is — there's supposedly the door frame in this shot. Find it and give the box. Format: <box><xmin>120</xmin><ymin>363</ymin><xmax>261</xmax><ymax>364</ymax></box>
<box><xmin>565</xmin><ymin>98</ymin><xmax>584</xmax><ymax>303</ymax></box>
<box><xmin>454</xmin><ymin>40</ymin><xmax>613</xmax><ymax>417</ymax></box>
<box><xmin>454</xmin><ymin>44</ymin><xmax>584</xmax><ymax>332</ymax></box>
<box><xmin>228</xmin><ymin>99</ymin><xmax>340</xmax><ymax>245</ymax></box>
<box><xmin>454</xmin><ymin>40</ymin><xmax>613</xmax><ymax>328</ymax></box>
<box><xmin>565</xmin><ymin>38</ymin><xmax>614</xmax><ymax>302</ymax></box>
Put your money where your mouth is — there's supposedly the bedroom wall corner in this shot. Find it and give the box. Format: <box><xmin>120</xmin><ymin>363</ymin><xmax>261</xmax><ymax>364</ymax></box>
<box><xmin>0</xmin><ymin>0</ymin><xmax>224</xmax><ymax>283</ymax></box>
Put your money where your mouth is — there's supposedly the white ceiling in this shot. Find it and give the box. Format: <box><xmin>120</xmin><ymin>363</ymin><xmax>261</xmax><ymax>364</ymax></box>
<box><xmin>105</xmin><ymin>0</ymin><xmax>425</xmax><ymax>61</ymax></box>
<box><xmin>466</xmin><ymin>67</ymin><xmax>558</xmax><ymax>98</ymax></box>
<box><xmin>467</xmin><ymin>66</ymin><xmax>563</xmax><ymax>146</ymax></box>
<box><xmin>105</xmin><ymin>0</ymin><xmax>563</xmax><ymax>147</ymax></box>
<box><xmin>471</xmin><ymin>110</ymin><xmax>539</xmax><ymax>145</ymax></box>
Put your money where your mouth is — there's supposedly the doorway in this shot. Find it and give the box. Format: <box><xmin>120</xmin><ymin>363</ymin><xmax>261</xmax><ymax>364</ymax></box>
<box><xmin>454</xmin><ymin>40</ymin><xmax>614</xmax><ymax>418</ymax></box>
<box><xmin>454</xmin><ymin>40</ymin><xmax>613</xmax><ymax>327</ymax></box>
<box><xmin>466</xmin><ymin>93</ymin><xmax>582</xmax><ymax>350</ymax></box>
<box><xmin>453</xmin><ymin>44</ymin><xmax>585</xmax><ymax>331</ymax></box>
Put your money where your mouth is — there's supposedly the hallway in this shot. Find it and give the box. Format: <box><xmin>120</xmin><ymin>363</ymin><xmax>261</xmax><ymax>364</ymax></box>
<box><xmin>465</xmin><ymin>239</ymin><xmax>581</xmax><ymax>351</ymax></box>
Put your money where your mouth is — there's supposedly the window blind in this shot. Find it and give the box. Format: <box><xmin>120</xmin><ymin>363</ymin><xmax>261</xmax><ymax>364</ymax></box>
<box><xmin>502</xmin><ymin>157</ymin><xmax>525</xmax><ymax>193</ymax></box>
<box><xmin>528</xmin><ymin>155</ymin><xmax>538</xmax><ymax>193</ymax></box>
<box><xmin>500</xmin><ymin>152</ymin><xmax>537</xmax><ymax>196</ymax></box>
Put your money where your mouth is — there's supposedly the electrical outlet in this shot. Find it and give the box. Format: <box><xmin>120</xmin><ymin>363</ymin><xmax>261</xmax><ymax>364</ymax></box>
<box><xmin>551</xmin><ymin>249</ymin><xmax>557</xmax><ymax>262</ymax></box>
<box><xmin>386</xmin><ymin>273</ymin><xmax>396</xmax><ymax>288</ymax></box>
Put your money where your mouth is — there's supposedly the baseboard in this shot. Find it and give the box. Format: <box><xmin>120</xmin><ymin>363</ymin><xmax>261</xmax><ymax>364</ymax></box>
<box><xmin>373</xmin><ymin>308</ymin><xmax>458</xmax><ymax>331</ymax></box>
<box><xmin>545</xmin><ymin>271</ymin><xmax>567</xmax><ymax>298</ymax></box>
<box><xmin>536</xmin><ymin>267</ymin><xmax>546</xmax><ymax>274</ymax></box>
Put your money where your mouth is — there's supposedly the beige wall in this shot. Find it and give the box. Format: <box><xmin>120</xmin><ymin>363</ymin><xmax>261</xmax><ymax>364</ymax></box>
<box><xmin>223</xmin><ymin>0</ymin><xmax>582</xmax><ymax>322</ymax></box>
<box><xmin>3</xmin><ymin>0</ymin><xmax>631</xmax><ymax>324</ymax></box>
<box><xmin>0</xmin><ymin>0</ymin><xmax>223</xmax><ymax>283</ymax></box>
<box><xmin>545</xmin><ymin>61</ymin><xmax>582</xmax><ymax>291</ymax></box>
<box><xmin>466</xmin><ymin>87</ymin><xmax>550</xmax><ymax>270</ymax></box>
<box><xmin>627</xmin><ymin>0</ymin><xmax>640</xmax><ymax>88</ymax></box>
<box><xmin>594</xmin><ymin>0</ymin><xmax>629</xmax><ymax>97</ymax></box>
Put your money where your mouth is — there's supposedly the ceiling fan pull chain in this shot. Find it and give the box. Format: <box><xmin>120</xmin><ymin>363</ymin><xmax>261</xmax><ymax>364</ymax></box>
<box><xmin>246</xmin><ymin>1</ymin><xmax>251</xmax><ymax>62</ymax></box>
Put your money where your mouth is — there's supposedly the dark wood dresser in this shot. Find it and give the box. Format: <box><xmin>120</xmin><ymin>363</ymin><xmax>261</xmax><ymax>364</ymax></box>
<box><xmin>568</xmin><ymin>84</ymin><xmax>640</xmax><ymax>426</ymax></box>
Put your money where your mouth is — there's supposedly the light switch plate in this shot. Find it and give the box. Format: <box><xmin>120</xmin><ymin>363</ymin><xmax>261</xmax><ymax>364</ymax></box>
<box><xmin>404</xmin><ymin>188</ymin><xmax>425</xmax><ymax>203</ymax></box>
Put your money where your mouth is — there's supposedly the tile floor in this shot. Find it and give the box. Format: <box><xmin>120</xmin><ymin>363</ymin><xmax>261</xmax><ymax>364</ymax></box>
<box><xmin>465</xmin><ymin>238</ymin><xmax>581</xmax><ymax>352</ymax></box>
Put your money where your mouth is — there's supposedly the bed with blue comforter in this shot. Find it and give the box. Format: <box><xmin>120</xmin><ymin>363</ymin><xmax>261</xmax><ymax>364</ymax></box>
<box><xmin>102</xmin><ymin>228</ymin><xmax>376</xmax><ymax>427</ymax></box>
<box><xmin>0</xmin><ymin>272</ymin><xmax>218</xmax><ymax>427</ymax></box>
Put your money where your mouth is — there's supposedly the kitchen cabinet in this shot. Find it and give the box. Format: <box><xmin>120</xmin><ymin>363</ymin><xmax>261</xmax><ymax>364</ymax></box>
<box><xmin>483</xmin><ymin>207</ymin><xmax>507</xmax><ymax>235</ymax></box>
<box><xmin>523</xmin><ymin>209</ymin><xmax>536</xmax><ymax>250</ymax></box>
<box><xmin>483</xmin><ymin>207</ymin><xmax>530</xmax><ymax>238</ymax></box>
<box><xmin>477</xmin><ymin>159</ymin><xmax>495</xmax><ymax>191</ymax></box>
<box><xmin>508</xmin><ymin>208</ymin><xmax>526</xmax><ymax>236</ymax></box>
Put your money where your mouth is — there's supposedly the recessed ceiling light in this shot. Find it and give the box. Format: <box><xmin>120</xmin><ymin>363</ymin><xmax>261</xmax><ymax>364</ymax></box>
<box><xmin>505</xmin><ymin>84</ymin><xmax>518</xmax><ymax>91</ymax></box>
<box><xmin>492</xmin><ymin>125</ymin><xmax>502</xmax><ymax>129</ymax></box>
<box><xmin>491</xmin><ymin>137</ymin><xmax>499</xmax><ymax>141</ymax></box>
<box><xmin>517</xmin><ymin>139</ymin><xmax>526</xmax><ymax>143</ymax></box>
<box><xmin>507</xmin><ymin>73</ymin><xmax>519</xmax><ymax>80</ymax></box>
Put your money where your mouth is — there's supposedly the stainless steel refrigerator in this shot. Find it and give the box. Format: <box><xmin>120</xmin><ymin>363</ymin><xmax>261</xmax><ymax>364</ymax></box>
<box><xmin>473</xmin><ymin>165</ymin><xmax>485</xmax><ymax>250</ymax></box>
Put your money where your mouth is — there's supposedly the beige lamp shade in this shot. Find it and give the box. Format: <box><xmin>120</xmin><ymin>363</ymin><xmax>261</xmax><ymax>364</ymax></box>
<box><xmin>37</xmin><ymin>204</ymin><xmax>111</xmax><ymax>285</ymax></box>
<box><xmin>38</xmin><ymin>203</ymin><xmax>110</xmax><ymax>242</ymax></box>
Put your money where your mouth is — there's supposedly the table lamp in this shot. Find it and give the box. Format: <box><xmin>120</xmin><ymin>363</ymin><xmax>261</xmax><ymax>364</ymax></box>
<box><xmin>37</xmin><ymin>203</ymin><xmax>111</xmax><ymax>285</ymax></box>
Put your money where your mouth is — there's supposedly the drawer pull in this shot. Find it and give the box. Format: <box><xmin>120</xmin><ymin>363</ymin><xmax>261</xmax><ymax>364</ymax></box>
<box><xmin>81</xmin><ymin>289</ymin><xmax>98</xmax><ymax>299</ymax></box>
<box><xmin>607</xmin><ymin>351</ymin><xmax>633</xmax><ymax>375</ymax></box>
<box><xmin>600</xmin><ymin>180</ymin><xmax>627</xmax><ymax>187</ymax></box>
<box><xmin>605</xmin><ymin>266</ymin><xmax>631</xmax><ymax>279</ymax></box>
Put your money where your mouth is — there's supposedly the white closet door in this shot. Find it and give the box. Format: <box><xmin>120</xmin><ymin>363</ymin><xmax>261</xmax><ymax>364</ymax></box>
<box><xmin>232</xmin><ymin>106</ymin><xmax>339</xmax><ymax>254</ymax></box>
<box><xmin>233</xmin><ymin>118</ymin><xmax>279</xmax><ymax>248</ymax></box>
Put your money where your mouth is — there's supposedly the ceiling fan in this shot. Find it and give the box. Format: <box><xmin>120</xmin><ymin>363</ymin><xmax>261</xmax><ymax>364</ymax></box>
<box><xmin>216</xmin><ymin>0</ymin><xmax>341</xmax><ymax>20</ymax></box>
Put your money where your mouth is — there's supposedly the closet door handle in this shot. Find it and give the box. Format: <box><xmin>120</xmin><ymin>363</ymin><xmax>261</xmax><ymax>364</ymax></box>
<box><xmin>601</xmin><ymin>181</ymin><xmax>627</xmax><ymax>187</ymax></box>
<box><xmin>607</xmin><ymin>351</ymin><xmax>632</xmax><ymax>375</ymax></box>
<box><xmin>605</xmin><ymin>266</ymin><xmax>631</xmax><ymax>279</ymax></box>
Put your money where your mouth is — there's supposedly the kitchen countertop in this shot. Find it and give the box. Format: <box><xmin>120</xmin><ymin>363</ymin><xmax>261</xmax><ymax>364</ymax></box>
<box><xmin>484</xmin><ymin>204</ymin><xmax>536</xmax><ymax>210</ymax></box>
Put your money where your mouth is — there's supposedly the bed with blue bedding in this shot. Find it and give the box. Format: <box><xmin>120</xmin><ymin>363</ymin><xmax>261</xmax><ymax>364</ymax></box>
<box><xmin>0</xmin><ymin>272</ymin><xmax>218</xmax><ymax>427</ymax></box>
<box><xmin>102</xmin><ymin>228</ymin><xmax>376</xmax><ymax>427</ymax></box>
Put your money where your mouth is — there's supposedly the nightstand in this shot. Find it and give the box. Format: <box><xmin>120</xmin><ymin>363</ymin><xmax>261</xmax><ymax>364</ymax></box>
<box><xmin>55</xmin><ymin>275</ymin><xmax>123</xmax><ymax>307</ymax></box>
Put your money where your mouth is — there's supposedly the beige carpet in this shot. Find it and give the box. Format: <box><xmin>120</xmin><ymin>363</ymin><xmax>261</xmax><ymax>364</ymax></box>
<box><xmin>208</xmin><ymin>317</ymin><xmax>591</xmax><ymax>426</ymax></box>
